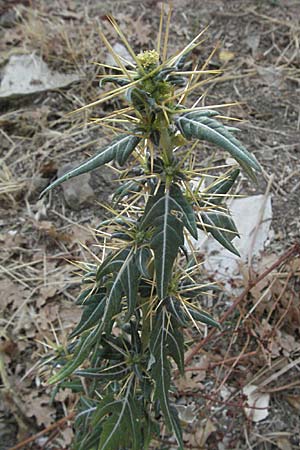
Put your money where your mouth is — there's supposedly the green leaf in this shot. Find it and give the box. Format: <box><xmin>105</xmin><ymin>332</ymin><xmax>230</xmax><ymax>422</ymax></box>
<box><xmin>69</xmin><ymin>294</ymin><xmax>106</xmax><ymax>338</ymax></box>
<box><xmin>76</xmin><ymin>365</ymin><xmax>129</xmax><ymax>380</ymax></box>
<box><xmin>201</xmin><ymin>168</ymin><xmax>240</xmax><ymax>206</ymax></box>
<box><xmin>96</xmin><ymin>249</ymin><xmax>127</xmax><ymax>280</ymax></box>
<box><xmin>93</xmin><ymin>390</ymin><xmax>143</xmax><ymax>450</ymax></box>
<box><xmin>99</xmin><ymin>77</ymin><xmax>130</xmax><ymax>88</ymax></box>
<box><xmin>40</xmin><ymin>134</ymin><xmax>141</xmax><ymax>197</ymax></box>
<box><xmin>149</xmin><ymin>308</ymin><xmax>183</xmax><ymax>449</ymax></box>
<box><xmin>200</xmin><ymin>210</ymin><xmax>240</xmax><ymax>256</ymax></box>
<box><xmin>113</xmin><ymin>179</ymin><xmax>142</xmax><ymax>204</ymax></box>
<box><xmin>49</xmin><ymin>322</ymin><xmax>103</xmax><ymax>384</ymax></box>
<box><xmin>75</xmin><ymin>288</ymin><xmax>94</xmax><ymax>305</ymax></box>
<box><xmin>141</xmin><ymin>185</ymin><xmax>185</xmax><ymax>299</ymax></box>
<box><xmin>187</xmin><ymin>306</ymin><xmax>221</xmax><ymax>329</ymax></box>
<box><xmin>136</xmin><ymin>247</ymin><xmax>152</xmax><ymax>278</ymax></box>
<box><xmin>166</xmin><ymin>319</ymin><xmax>184</xmax><ymax>375</ymax></box>
<box><xmin>120</xmin><ymin>254</ymin><xmax>140</xmax><ymax>320</ymax></box>
<box><xmin>176</xmin><ymin>112</ymin><xmax>261</xmax><ymax>177</ymax></box>
<box><xmin>169</xmin><ymin>184</ymin><xmax>198</xmax><ymax>238</ymax></box>
<box><xmin>99</xmin><ymin>248</ymin><xmax>141</xmax><ymax>327</ymax></box>
<box><xmin>167</xmin><ymin>297</ymin><xmax>220</xmax><ymax>329</ymax></box>
<box><xmin>126</xmin><ymin>87</ymin><xmax>156</xmax><ymax>114</ymax></box>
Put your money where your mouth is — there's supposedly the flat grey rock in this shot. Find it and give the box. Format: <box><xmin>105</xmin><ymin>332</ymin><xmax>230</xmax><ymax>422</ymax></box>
<box><xmin>57</xmin><ymin>164</ymin><xmax>95</xmax><ymax>210</ymax></box>
<box><xmin>0</xmin><ymin>53</ymin><xmax>79</xmax><ymax>99</ymax></box>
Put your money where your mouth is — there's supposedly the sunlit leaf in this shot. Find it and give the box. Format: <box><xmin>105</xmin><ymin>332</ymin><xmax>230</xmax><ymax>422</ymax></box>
<box><xmin>201</xmin><ymin>168</ymin><xmax>240</xmax><ymax>206</ymax></box>
<box><xmin>200</xmin><ymin>210</ymin><xmax>240</xmax><ymax>256</ymax></box>
<box><xmin>40</xmin><ymin>134</ymin><xmax>141</xmax><ymax>197</ymax></box>
<box><xmin>176</xmin><ymin>112</ymin><xmax>261</xmax><ymax>178</ymax></box>
<box><xmin>141</xmin><ymin>186</ymin><xmax>185</xmax><ymax>299</ymax></box>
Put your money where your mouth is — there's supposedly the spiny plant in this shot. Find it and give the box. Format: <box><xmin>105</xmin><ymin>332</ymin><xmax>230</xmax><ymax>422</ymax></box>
<box><xmin>41</xmin><ymin>10</ymin><xmax>261</xmax><ymax>450</ymax></box>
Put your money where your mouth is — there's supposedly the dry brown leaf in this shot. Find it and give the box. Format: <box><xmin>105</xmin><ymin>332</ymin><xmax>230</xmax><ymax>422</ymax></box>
<box><xmin>59</xmin><ymin>426</ymin><xmax>74</xmax><ymax>446</ymax></box>
<box><xmin>184</xmin><ymin>418</ymin><xmax>216</xmax><ymax>448</ymax></box>
<box><xmin>37</xmin><ymin>285</ymin><xmax>59</xmax><ymax>308</ymax></box>
<box><xmin>71</xmin><ymin>224</ymin><xmax>94</xmax><ymax>245</ymax></box>
<box><xmin>38</xmin><ymin>303</ymin><xmax>60</xmax><ymax>330</ymax></box>
<box><xmin>175</xmin><ymin>356</ymin><xmax>209</xmax><ymax>391</ymax></box>
<box><xmin>0</xmin><ymin>279</ymin><xmax>30</xmax><ymax>312</ymax></box>
<box><xmin>286</xmin><ymin>395</ymin><xmax>300</xmax><ymax>411</ymax></box>
<box><xmin>54</xmin><ymin>388</ymin><xmax>74</xmax><ymax>403</ymax></box>
<box><xmin>276</xmin><ymin>437</ymin><xmax>293</xmax><ymax>450</ymax></box>
<box><xmin>24</xmin><ymin>393</ymin><xmax>55</xmax><ymax>427</ymax></box>
<box><xmin>134</xmin><ymin>18</ymin><xmax>152</xmax><ymax>46</ymax></box>
<box><xmin>59</xmin><ymin>303</ymin><xmax>82</xmax><ymax>331</ymax></box>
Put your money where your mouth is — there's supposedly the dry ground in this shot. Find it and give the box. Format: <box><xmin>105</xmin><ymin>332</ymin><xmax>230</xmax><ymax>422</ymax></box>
<box><xmin>0</xmin><ymin>0</ymin><xmax>300</xmax><ymax>449</ymax></box>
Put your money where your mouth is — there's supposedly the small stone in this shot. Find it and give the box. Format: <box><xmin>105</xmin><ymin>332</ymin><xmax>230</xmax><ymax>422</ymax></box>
<box><xmin>106</xmin><ymin>43</ymin><xmax>134</xmax><ymax>67</ymax></box>
<box><xmin>27</xmin><ymin>176</ymin><xmax>49</xmax><ymax>200</ymax></box>
<box><xmin>57</xmin><ymin>163</ymin><xmax>95</xmax><ymax>210</ymax></box>
<box><xmin>0</xmin><ymin>54</ymin><xmax>79</xmax><ymax>99</ymax></box>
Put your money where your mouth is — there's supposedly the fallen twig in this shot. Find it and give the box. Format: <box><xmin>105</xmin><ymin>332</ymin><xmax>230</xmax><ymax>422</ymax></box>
<box><xmin>8</xmin><ymin>412</ymin><xmax>75</xmax><ymax>450</ymax></box>
<box><xmin>182</xmin><ymin>242</ymin><xmax>300</xmax><ymax>369</ymax></box>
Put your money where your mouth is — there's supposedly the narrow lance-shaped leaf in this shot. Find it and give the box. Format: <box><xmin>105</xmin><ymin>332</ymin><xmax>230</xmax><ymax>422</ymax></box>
<box><xmin>49</xmin><ymin>320</ymin><xmax>103</xmax><ymax>384</ymax></box>
<box><xmin>99</xmin><ymin>76</ymin><xmax>130</xmax><ymax>88</ymax></box>
<box><xmin>136</xmin><ymin>247</ymin><xmax>152</xmax><ymax>278</ymax></box>
<box><xmin>120</xmin><ymin>254</ymin><xmax>140</xmax><ymax>320</ymax></box>
<box><xmin>69</xmin><ymin>294</ymin><xmax>106</xmax><ymax>338</ymax></box>
<box><xmin>75</xmin><ymin>365</ymin><xmax>129</xmax><ymax>381</ymax></box>
<box><xmin>166</xmin><ymin>318</ymin><xmax>184</xmax><ymax>375</ymax></box>
<box><xmin>175</xmin><ymin>112</ymin><xmax>261</xmax><ymax>178</ymax></box>
<box><xmin>102</xmin><ymin>249</ymin><xmax>138</xmax><ymax>331</ymax></box>
<box><xmin>167</xmin><ymin>297</ymin><xmax>221</xmax><ymax>329</ymax></box>
<box><xmin>199</xmin><ymin>210</ymin><xmax>240</xmax><ymax>256</ymax></box>
<box><xmin>141</xmin><ymin>186</ymin><xmax>185</xmax><ymax>299</ymax></box>
<box><xmin>40</xmin><ymin>134</ymin><xmax>141</xmax><ymax>197</ymax></box>
<box><xmin>169</xmin><ymin>183</ymin><xmax>198</xmax><ymax>238</ymax></box>
<box><xmin>92</xmin><ymin>388</ymin><xmax>143</xmax><ymax>450</ymax></box>
<box><xmin>200</xmin><ymin>168</ymin><xmax>240</xmax><ymax>206</ymax></box>
<box><xmin>149</xmin><ymin>308</ymin><xmax>183</xmax><ymax>449</ymax></box>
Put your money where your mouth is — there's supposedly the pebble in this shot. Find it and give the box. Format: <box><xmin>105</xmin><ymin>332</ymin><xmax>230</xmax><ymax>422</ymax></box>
<box><xmin>56</xmin><ymin>163</ymin><xmax>95</xmax><ymax>210</ymax></box>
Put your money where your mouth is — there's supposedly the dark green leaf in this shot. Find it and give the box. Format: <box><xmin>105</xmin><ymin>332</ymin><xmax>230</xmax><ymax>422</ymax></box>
<box><xmin>141</xmin><ymin>183</ymin><xmax>198</xmax><ymax>299</ymax></box>
<box><xmin>49</xmin><ymin>322</ymin><xmax>103</xmax><ymax>384</ymax></box>
<box><xmin>176</xmin><ymin>112</ymin><xmax>261</xmax><ymax>178</ymax></box>
<box><xmin>170</xmin><ymin>184</ymin><xmax>198</xmax><ymax>238</ymax></box>
<box><xmin>141</xmin><ymin>186</ymin><xmax>184</xmax><ymax>299</ymax></box>
<box><xmin>113</xmin><ymin>180</ymin><xmax>142</xmax><ymax>203</ymax></box>
<box><xmin>40</xmin><ymin>134</ymin><xmax>141</xmax><ymax>197</ymax></box>
<box><xmin>126</xmin><ymin>87</ymin><xmax>156</xmax><ymax>114</ymax></box>
<box><xmin>99</xmin><ymin>77</ymin><xmax>130</xmax><ymax>88</ymax></box>
<box><xmin>200</xmin><ymin>210</ymin><xmax>240</xmax><ymax>256</ymax></box>
<box><xmin>201</xmin><ymin>168</ymin><xmax>240</xmax><ymax>206</ymax></box>
<box><xmin>149</xmin><ymin>308</ymin><xmax>183</xmax><ymax>449</ymax></box>
<box><xmin>136</xmin><ymin>247</ymin><xmax>152</xmax><ymax>278</ymax></box>
<box><xmin>70</xmin><ymin>294</ymin><xmax>106</xmax><ymax>338</ymax></box>
<box><xmin>187</xmin><ymin>306</ymin><xmax>221</xmax><ymax>329</ymax></box>
<box><xmin>93</xmin><ymin>390</ymin><xmax>143</xmax><ymax>450</ymax></box>
<box><xmin>76</xmin><ymin>365</ymin><xmax>129</xmax><ymax>380</ymax></box>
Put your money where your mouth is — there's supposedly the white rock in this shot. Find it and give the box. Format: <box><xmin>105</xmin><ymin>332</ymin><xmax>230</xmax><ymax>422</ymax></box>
<box><xmin>57</xmin><ymin>164</ymin><xmax>95</xmax><ymax>210</ymax></box>
<box><xmin>243</xmin><ymin>384</ymin><xmax>270</xmax><ymax>422</ymax></box>
<box><xmin>188</xmin><ymin>195</ymin><xmax>273</xmax><ymax>283</ymax></box>
<box><xmin>0</xmin><ymin>53</ymin><xmax>79</xmax><ymax>99</ymax></box>
<box><xmin>106</xmin><ymin>43</ymin><xmax>134</xmax><ymax>68</ymax></box>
